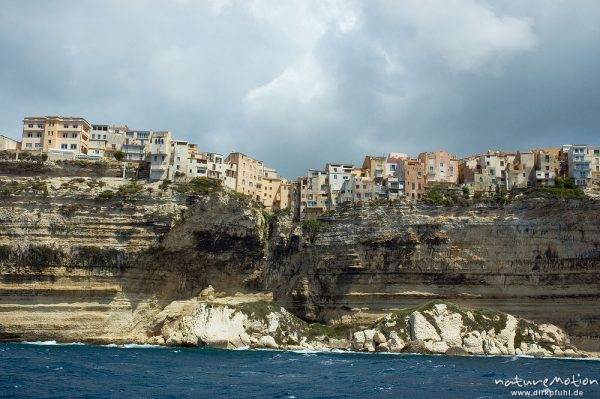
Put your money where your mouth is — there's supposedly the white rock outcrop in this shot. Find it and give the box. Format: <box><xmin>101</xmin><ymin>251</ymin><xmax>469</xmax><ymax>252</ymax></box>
<box><xmin>410</xmin><ymin>312</ymin><xmax>441</xmax><ymax>341</ymax></box>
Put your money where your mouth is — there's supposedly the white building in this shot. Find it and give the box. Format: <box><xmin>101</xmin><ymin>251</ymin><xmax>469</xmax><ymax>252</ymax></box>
<box><xmin>568</xmin><ymin>144</ymin><xmax>592</xmax><ymax>187</ymax></box>
<box><xmin>148</xmin><ymin>131</ymin><xmax>172</xmax><ymax>181</ymax></box>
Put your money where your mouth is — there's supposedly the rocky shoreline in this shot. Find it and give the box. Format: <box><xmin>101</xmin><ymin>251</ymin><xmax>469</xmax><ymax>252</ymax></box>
<box><xmin>1</xmin><ymin>175</ymin><xmax>598</xmax><ymax>355</ymax></box>
<box><xmin>141</xmin><ymin>295</ymin><xmax>588</xmax><ymax>358</ymax></box>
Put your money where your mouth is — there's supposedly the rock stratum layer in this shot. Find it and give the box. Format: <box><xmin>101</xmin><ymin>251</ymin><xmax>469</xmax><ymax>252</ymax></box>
<box><xmin>267</xmin><ymin>198</ymin><xmax>600</xmax><ymax>351</ymax></box>
<box><xmin>0</xmin><ymin>175</ymin><xmax>599</xmax><ymax>355</ymax></box>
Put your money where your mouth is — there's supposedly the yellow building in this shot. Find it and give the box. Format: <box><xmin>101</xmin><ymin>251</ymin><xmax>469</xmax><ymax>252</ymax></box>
<box><xmin>418</xmin><ymin>150</ymin><xmax>459</xmax><ymax>185</ymax></box>
<box><xmin>225</xmin><ymin>152</ymin><xmax>266</xmax><ymax>201</ymax></box>
<box><xmin>361</xmin><ymin>156</ymin><xmax>386</xmax><ymax>179</ymax></box>
<box><xmin>261</xmin><ymin>177</ymin><xmax>291</xmax><ymax>211</ymax></box>
<box><xmin>22</xmin><ymin>116</ymin><xmax>90</xmax><ymax>154</ymax></box>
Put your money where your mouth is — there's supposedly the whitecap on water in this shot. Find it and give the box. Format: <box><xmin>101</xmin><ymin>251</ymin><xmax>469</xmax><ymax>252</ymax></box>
<box><xmin>22</xmin><ymin>341</ymin><xmax>85</xmax><ymax>346</ymax></box>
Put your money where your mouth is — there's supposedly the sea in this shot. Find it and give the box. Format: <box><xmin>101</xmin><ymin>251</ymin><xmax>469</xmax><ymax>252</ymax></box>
<box><xmin>1</xmin><ymin>342</ymin><xmax>599</xmax><ymax>399</ymax></box>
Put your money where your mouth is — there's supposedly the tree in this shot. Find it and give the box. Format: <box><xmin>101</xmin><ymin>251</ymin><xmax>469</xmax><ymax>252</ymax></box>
<box><xmin>113</xmin><ymin>150</ymin><xmax>125</xmax><ymax>161</ymax></box>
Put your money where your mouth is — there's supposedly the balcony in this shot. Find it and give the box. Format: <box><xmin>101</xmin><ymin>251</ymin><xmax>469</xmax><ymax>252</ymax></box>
<box><xmin>150</xmin><ymin>163</ymin><xmax>168</xmax><ymax>171</ymax></box>
<box><xmin>150</xmin><ymin>146</ymin><xmax>169</xmax><ymax>155</ymax></box>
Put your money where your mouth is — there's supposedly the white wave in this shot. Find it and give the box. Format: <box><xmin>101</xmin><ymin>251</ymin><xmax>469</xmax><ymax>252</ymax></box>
<box><xmin>102</xmin><ymin>343</ymin><xmax>164</xmax><ymax>349</ymax></box>
<box><xmin>22</xmin><ymin>341</ymin><xmax>85</xmax><ymax>346</ymax></box>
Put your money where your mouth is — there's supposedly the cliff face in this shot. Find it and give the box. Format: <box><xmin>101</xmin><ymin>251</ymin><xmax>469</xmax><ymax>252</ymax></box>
<box><xmin>0</xmin><ymin>176</ymin><xmax>266</xmax><ymax>343</ymax></box>
<box><xmin>265</xmin><ymin>199</ymin><xmax>600</xmax><ymax>350</ymax></box>
<box><xmin>1</xmin><ymin>174</ymin><xmax>599</xmax><ymax>352</ymax></box>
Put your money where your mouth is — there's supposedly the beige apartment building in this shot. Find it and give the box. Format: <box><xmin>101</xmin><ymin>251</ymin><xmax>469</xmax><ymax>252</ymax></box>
<box><xmin>22</xmin><ymin>116</ymin><xmax>91</xmax><ymax>154</ymax></box>
<box><xmin>418</xmin><ymin>150</ymin><xmax>459</xmax><ymax>186</ymax></box>
<box><xmin>403</xmin><ymin>158</ymin><xmax>425</xmax><ymax>199</ymax></box>
<box><xmin>261</xmin><ymin>177</ymin><xmax>291</xmax><ymax>211</ymax></box>
<box><xmin>532</xmin><ymin>148</ymin><xmax>560</xmax><ymax>186</ymax></box>
<box><xmin>225</xmin><ymin>152</ymin><xmax>266</xmax><ymax>200</ymax></box>
<box><xmin>89</xmin><ymin>124</ymin><xmax>129</xmax><ymax>158</ymax></box>
<box><xmin>507</xmin><ymin>151</ymin><xmax>535</xmax><ymax>188</ymax></box>
<box><xmin>0</xmin><ymin>135</ymin><xmax>19</xmax><ymax>150</ymax></box>
<box><xmin>361</xmin><ymin>156</ymin><xmax>386</xmax><ymax>179</ymax></box>
<box><xmin>148</xmin><ymin>131</ymin><xmax>172</xmax><ymax>181</ymax></box>
<box><xmin>589</xmin><ymin>146</ymin><xmax>600</xmax><ymax>187</ymax></box>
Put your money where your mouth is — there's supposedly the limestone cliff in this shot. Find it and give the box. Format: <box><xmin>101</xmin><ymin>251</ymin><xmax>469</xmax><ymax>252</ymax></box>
<box><xmin>0</xmin><ymin>173</ymin><xmax>599</xmax><ymax>355</ymax></box>
<box><xmin>265</xmin><ymin>198</ymin><xmax>600</xmax><ymax>351</ymax></box>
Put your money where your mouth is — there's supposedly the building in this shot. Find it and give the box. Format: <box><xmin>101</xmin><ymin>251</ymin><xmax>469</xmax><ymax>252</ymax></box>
<box><xmin>169</xmin><ymin>140</ymin><xmax>190</xmax><ymax>179</ymax></box>
<box><xmin>362</xmin><ymin>156</ymin><xmax>386</xmax><ymax>179</ymax></box>
<box><xmin>325</xmin><ymin>163</ymin><xmax>354</xmax><ymax>208</ymax></box>
<box><xmin>386</xmin><ymin>153</ymin><xmax>409</xmax><ymax>198</ymax></box>
<box><xmin>567</xmin><ymin>144</ymin><xmax>592</xmax><ymax>187</ymax></box>
<box><xmin>354</xmin><ymin>176</ymin><xmax>376</xmax><ymax>202</ymax></box>
<box><xmin>418</xmin><ymin>150</ymin><xmax>459</xmax><ymax>186</ymax></box>
<box><xmin>460</xmin><ymin>151</ymin><xmax>511</xmax><ymax>193</ymax></box>
<box><xmin>148</xmin><ymin>131</ymin><xmax>172</xmax><ymax>181</ymax></box>
<box><xmin>122</xmin><ymin>130</ymin><xmax>150</xmax><ymax>162</ymax></box>
<box><xmin>300</xmin><ymin>169</ymin><xmax>328</xmax><ymax>219</ymax></box>
<box><xmin>0</xmin><ymin>135</ymin><xmax>19</xmax><ymax>151</ymax></box>
<box><xmin>507</xmin><ymin>151</ymin><xmax>535</xmax><ymax>189</ymax></box>
<box><xmin>261</xmin><ymin>176</ymin><xmax>291</xmax><ymax>211</ymax></box>
<box><xmin>590</xmin><ymin>146</ymin><xmax>600</xmax><ymax>188</ymax></box>
<box><xmin>533</xmin><ymin>148</ymin><xmax>560</xmax><ymax>186</ymax></box>
<box><xmin>403</xmin><ymin>158</ymin><xmax>425</xmax><ymax>199</ymax></box>
<box><xmin>21</xmin><ymin>116</ymin><xmax>91</xmax><ymax>154</ymax></box>
<box><xmin>225</xmin><ymin>152</ymin><xmax>267</xmax><ymax>200</ymax></box>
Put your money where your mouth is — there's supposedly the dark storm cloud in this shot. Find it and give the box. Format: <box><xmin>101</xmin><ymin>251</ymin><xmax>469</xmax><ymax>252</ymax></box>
<box><xmin>1</xmin><ymin>0</ymin><xmax>599</xmax><ymax>177</ymax></box>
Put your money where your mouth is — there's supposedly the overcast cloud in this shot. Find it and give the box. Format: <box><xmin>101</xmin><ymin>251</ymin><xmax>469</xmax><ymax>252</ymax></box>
<box><xmin>0</xmin><ymin>0</ymin><xmax>599</xmax><ymax>177</ymax></box>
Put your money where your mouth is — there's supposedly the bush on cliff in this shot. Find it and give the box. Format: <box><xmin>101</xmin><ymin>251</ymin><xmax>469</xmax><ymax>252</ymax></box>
<box><xmin>116</xmin><ymin>182</ymin><xmax>144</xmax><ymax>195</ymax></box>
<box><xmin>173</xmin><ymin>177</ymin><xmax>223</xmax><ymax>195</ymax></box>
<box><xmin>302</xmin><ymin>220</ymin><xmax>323</xmax><ymax>243</ymax></box>
<box><xmin>423</xmin><ymin>186</ymin><xmax>466</xmax><ymax>206</ymax></box>
<box><xmin>524</xmin><ymin>177</ymin><xmax>584</xmax><ymax>199</ymax></box>
<box><xmin>113</xmin><ymin>150</ymin><xmax>125</xmax><ymax>162</ymax></box>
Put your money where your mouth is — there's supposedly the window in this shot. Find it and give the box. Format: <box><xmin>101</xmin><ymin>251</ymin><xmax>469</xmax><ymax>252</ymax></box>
<box><xmin>35</xmin><ymin>143</ymin><xmax>41</xmax><ymax>148</ymax></box>
<box><xmin>37</xmin><ymin>124</ymin><xmax>43</xmax><ymax>128</ymax></box>
<box><xmin>64</xmin><ymin>124</ymin><xmax>69</xmax><ymax>128</ymax></box>
<box><xmin>25</xmin><ymin>143</ymin><xmax>32</xmax><ymax>148</ymax></box>
<box><xmin>36</xmin><ymin>133</ymin><xmax>42</xmax><ymax>138</ymax></box>
<box><xmin>72</xmin><ymin>124</ymin><xmax>78</xmax><ymax>128</ymax></box>
<box><xmin>61</xmin><ymin>144</ymin><xmax>67</xmax><ymax>149</ymax></box>
<box><xmin>103</xmin><ymin>135</ymin><xmax>106</xmax><ymax>140</ymax></box>
<box><xmin>70</xmin><ymin>144</ymin><xmax>77</xmax><ymax>150</ymax></box>
<box><xmin>28</xmin><ymin>124</ymin><xmax>33</xmax><ymax>128</ymax></box>
<box><xmin>48</xmin><ymin>140</ymin><xmax>52</xmax><ymax>144</ymax></box>
<box><xmin>92</xmin><ymin>134</ymin><xmax>96</xmax><ymax>139</ymax></box>
<box><xmin>72</xmin><ymin>133</ymin><xmax>77</xmax><ymax>138</ymax></box>
<box><xmin>62</xmin><ymin>133</ymin><xmax>68</xmax><ymax>138</ymax></box>
<box><xmin>27</xmin><ymin>132</ymin><xmax>32</xmax><ymax>137</ymax></box>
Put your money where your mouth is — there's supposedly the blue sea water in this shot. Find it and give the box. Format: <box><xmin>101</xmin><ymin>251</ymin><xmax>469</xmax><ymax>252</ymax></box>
<box><xmin>0</xmin><ymin>343</ymin><xmax>599</xmax><ymax>399</ymax></box>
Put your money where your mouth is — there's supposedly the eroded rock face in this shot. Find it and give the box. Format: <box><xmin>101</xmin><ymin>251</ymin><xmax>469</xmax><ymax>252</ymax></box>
<box><xmin>0</xmin><ymin>177</ymin><xmax>267</xmax><ymax>344</ymax></box>
<box><xmin>265</xmin><ymin>199</ymin><xmax>600</xmax><ymax>350</ymax></box>
<box><xmin>0</xmin><ymin>175</ymin><xmax>598</xmax><ymax>355</ymax></box>
<box><xmin>351</xmin><ymin>302</ymin><xmax>582</xmax><ymax>357</ymax></box>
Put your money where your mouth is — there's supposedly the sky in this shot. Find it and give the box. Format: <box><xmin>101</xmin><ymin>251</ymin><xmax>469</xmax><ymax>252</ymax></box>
<box><xmin>0</xmin><ymin>0</ymin><xmax>599</xmax><ymax>178</ymax></box>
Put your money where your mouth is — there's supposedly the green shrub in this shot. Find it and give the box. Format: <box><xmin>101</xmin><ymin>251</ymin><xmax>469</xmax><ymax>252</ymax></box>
<box><xmin>96</xmin><ymin>190</ymin><xmax>115</xmax><ymax>201</ymax></box>
<box><xmin>423</xmin><ymin>186</ymin><xmax>458</xmax><ymax>206</ymax></box>
<box><xmin>173</xmin><ymin>177</ymin><xmax>223</xmax><ymax>195</ymax></box>
<box><xmin>159</xmin><ymin>179</ymin><xmax>172</xmax><ymax>190</ymax></box>
<box><xmin>113</xmin><ymin>150</ymin><xmax>125</xmax><ymax>161</ymax></box>
<box><xmin>302</xmin><ymin>219</ymin><xmax>323</xmax><ymax>243</ymax></box>
<box><xmin>116</xmin><ymin>182</ymin><xmax>144</xmax><ymax>195</ymax></box>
